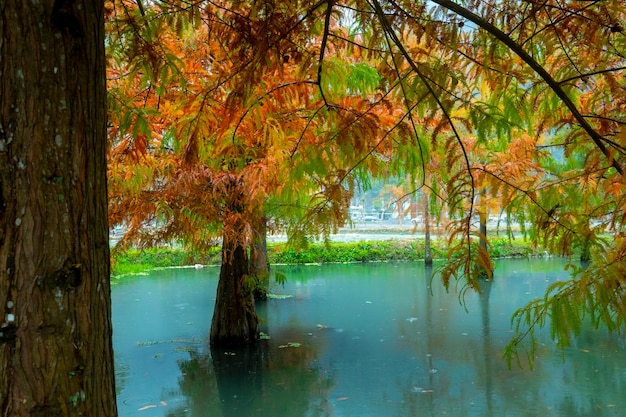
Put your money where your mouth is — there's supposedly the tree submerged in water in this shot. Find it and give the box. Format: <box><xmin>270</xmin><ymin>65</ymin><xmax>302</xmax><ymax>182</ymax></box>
<box><xmin>107</xmin><ymin>0</ymin><xmax>404</xmax><ymax>346</ymax></box>
<box><xmin>106</xmin><ymin>0</ymin><xmax>626</xmax><ymax>360</ymax></box>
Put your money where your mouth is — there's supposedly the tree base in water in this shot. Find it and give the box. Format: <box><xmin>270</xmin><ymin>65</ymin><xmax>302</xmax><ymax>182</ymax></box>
<box><xmin>210</xmin><ymin>237</ymin><xmax>260</xmax><ymax>347</ymax></box>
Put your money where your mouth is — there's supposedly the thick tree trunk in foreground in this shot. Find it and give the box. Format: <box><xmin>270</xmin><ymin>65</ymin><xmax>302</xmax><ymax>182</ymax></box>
<box><xmin>0</xmin><ymin>1</ymin><xmax>117</xmax><ymax>415</ymax></box>
<box><xmin>210</xmin><ymin>232</ymin><xmax>260</xmax><ymax>346</ymax></box>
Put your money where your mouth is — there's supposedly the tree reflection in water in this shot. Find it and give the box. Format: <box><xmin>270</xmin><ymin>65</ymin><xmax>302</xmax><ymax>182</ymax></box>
<box><xmin>166</xmin><ymin>328</ymin><xmax>335</xmax><ymax>417</ymax></box>
<box><xmin>112</xmin><ymin>261</ymin><xmax>626</xmax><ymax>417</ymax></box>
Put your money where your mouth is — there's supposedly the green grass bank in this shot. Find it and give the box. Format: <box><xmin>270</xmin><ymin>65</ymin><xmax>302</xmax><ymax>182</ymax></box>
<box><xmin>111</xmin><ymin>237</ymin><xmax>543</xmax><ymax>277</ymax></box>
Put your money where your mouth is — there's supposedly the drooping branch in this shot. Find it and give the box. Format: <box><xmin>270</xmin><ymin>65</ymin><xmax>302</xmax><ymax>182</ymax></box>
<box><xmin>370</xmin><ymin>0</ymin><xmax>477</xmax><ymax>254</ymax></box>
<box><xmin>379</xmin><ymin>19</ymin><xmax>427</xmax><ymax>185</ymax></box>
<box><xmin>317</xmin><ymin>0</ymin><xmax>335</xmax><ymax>106</ymax></box>
<box><xmin>472</xmin><ymin>166</ymin><xmax>576</xmax><ymax>235</ymax></box>
<box><xmin>369</xmin><ymin>0</ymin><xmax>474</xmax><ymax>182</ymax></box>
<box><xmin>429</xmin><ymin>0</ymin><xmax>624</xmax><ymax>175</ymax></box>
<box><xmin>519</xmin><ymin>0</ymin><xmax>601</xmax><ymax>47</ymax></box>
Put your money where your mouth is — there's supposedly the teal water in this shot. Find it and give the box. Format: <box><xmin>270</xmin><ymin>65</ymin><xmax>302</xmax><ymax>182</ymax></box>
<box><xmin>112</xmin><ymin>259</ymin><xmax>626</xmax><ymax>416</ymax></box>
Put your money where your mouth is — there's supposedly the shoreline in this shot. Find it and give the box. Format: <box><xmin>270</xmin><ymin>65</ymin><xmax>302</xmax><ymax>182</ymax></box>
<box><xmin>111</xmin><ymin>235</ymin><xmax>548</xmax><ymax>278</ymax></box>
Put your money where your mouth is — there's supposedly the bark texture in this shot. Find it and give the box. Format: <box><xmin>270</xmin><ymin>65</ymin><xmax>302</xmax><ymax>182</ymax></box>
<box><xmin>210</xmin><ymin>231</ymin><xmax>260</xmax><ymax>347</ymax></box>
<box><xmin>249</xmin><ymin>216</ymin><xmax>270</xmax><ymax>301</ymax></box>
<box><xmin>0</xmin><ymin>1</ymin><xmax>117</xmax><ymax>415</ymax></box>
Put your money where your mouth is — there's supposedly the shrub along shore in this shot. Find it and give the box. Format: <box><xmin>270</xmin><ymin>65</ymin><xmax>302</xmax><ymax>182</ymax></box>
<box><xmin>111</xmin><ymin>237</ymin><xmax>548</xmax><ymax>277</ymax></box>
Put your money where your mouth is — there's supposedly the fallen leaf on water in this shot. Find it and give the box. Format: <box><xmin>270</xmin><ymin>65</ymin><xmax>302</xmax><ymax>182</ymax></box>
<box><xmin>278</xmin><ymin>342</ymin><xmax>301</xmax><ymax>348</ymax></box>
<box><xmin>138</xmin><ymin>405</ymin><xmax>157</xmax><ymax>411</ymax></box>
<box><xmin>267</xmin><ymin>293</ymin><xmax>294</xmax><ymax>299</ymax></box>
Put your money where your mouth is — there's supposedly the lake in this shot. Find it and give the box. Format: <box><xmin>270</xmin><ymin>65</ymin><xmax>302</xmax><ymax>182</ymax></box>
<box><xmin>112</xmin><ymin>258</ymin><xmax>626</xmax><ymax>416</ymax></box>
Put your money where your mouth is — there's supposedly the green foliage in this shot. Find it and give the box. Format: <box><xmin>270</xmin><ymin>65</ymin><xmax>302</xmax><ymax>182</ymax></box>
<box><xmin>111</xmin><ymin>246</ymin><xmax>221</xmax><ymax>276</ymax></box>
<box><xmin>112</xmin><ymin>237</ymin><xmax>542</xmax><ymax>276</ymax></box>
<box><xmin>322</xmin><ymin>58</ymin><xmax>381</xmax><ymax>98</ymax></box>
<box><xmin>505</xmin><ymin>239</ymin><xmax>626</xmax><ymax>368</ymax></box>
<box><xmin>489</xmin><ymin>238</ymin><xmax>537</xmax><ymax>258</ymax></box>
<box><xmin>270</xmin><ymin>240</ymin><xmax>431</xmax><ymax>264</ymax></box>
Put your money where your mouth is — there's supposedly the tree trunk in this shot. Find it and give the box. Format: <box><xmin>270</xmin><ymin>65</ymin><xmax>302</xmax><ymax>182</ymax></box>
<box><xmin>479</xmin><ymin>211</ymin><xmax>488</xmax><ymax>253</ymax></box>
<box><xmin>477</xmin><ymin>191</ymin><xmax>490</xmax><ymax>280</ymax></box>
<box><xmin>249</xmin><ymin>216</ymin><xmax>270</xmax><ymax>301</ymax></box>
<box><xmin>0</xmin><ymin>1</ymin><xmax>117</xmax><ymax>416</ymax></box>
<box><xmin>210</xmin><ymin>231</ymin><xmax>260</xmax><ymax>346</ymax></box>
<box><xmin>580</xmin><ymin>241</ymin><xmax>591</xmax><ymax>264</ymax></box>
<box><xmin>479</xmin><ymin>189</ymin><xmax>488</xmax><ymax>253</ymax></box>
<box><xmin>580</xmin><ymin>221</ymin><xmax>592</xmax><ymax>264</ymax></box>
<box><xmin>424</xmin><ymin>196</ymin><xmax>433</xmax><ymax>267</ymax></box>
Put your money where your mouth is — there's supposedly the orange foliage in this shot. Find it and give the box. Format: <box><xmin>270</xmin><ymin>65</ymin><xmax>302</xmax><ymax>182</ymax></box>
<box><xmin>106</xmin><ymin>0</ymin><xmax>626</xmax><ymax>264</ymax></box>
<box><xmin>106</xmin><ymin>0</ymin><xmax>409</xmax><ymax>250</ymax></box>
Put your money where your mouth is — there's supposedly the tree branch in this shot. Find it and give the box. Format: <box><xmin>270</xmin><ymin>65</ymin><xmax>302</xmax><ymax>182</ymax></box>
<box><xmin>430</xmin><ymin>0</ymin><xmax>623</xmax><ymax>175</ymax></box>
<box><xmin>370</xmin><ymin>0</ymin><xmax>476</xmax><ymax>242</ymax></box>
<box><xmin>559</xmin><ymin>66</ymin><xmax>626</xmax><ymax>85</ymax></box>
<box><xmin>317</xmin><ymin>0</ymin><xmax>335</xmax><ymax>106</ymax></box>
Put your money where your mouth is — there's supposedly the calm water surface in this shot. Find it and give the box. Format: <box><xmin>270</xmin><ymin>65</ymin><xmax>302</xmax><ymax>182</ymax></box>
<box><xmin>112</xmin><ymin>259</ymin><xmax>626</xmax><ymax>416</ymax></box>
